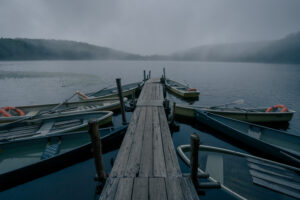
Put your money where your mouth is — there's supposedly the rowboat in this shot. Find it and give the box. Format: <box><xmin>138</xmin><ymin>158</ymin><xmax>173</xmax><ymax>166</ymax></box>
<box><xmin>177</xmin><ymin>144</ymin><xmax>300</xmax><ymax>199</ymax></box>
<box><xmin>0</xmin><ymin>98</ymin><xmax>125</xmax><ymax>124</ymax></box>
<box><xmin>0</xmin><ymin>125</ymin><xmax>128</xmax><ymax>191</ymax></box>
<box><xmin>76</xmin><ymin>81</ymin><xmax>144</xmax><ymax>100</ymax></box>
<box><xmin>164</xmin><ymin>79</ymin><xmax>200</xmax><ymax>98</ymax></box>
<box><xmin>0</xmin><ymin>111</ymin><xmax>113</xmax><ymax>142</ymax></box>
<box><xmin>175</xmin><ymin>104</ymin><xmax>295</xmax><ymax>123</ymax></box>
<box><xmin>194</xmin><ymin>110</ymin><xmax>300</xmax><ymax>167</ymax></box>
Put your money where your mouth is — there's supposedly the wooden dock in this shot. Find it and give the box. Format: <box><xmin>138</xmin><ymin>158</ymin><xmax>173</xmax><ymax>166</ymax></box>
<box><xmin>99</xmin><ymin>79</ymin><xmax>198</xmax><ymax>200</ymax></box>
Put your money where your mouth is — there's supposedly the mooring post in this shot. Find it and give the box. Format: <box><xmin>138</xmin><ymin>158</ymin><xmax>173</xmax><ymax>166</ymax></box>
<box><xmin>143</xmin><ymin>70</ymin><xmax>146</xmax><ymax>81</ymax></box>
<box><xmin>149</xmin><ymin>70</ymin><xmax>151</xmax><ymax>79</ymax></box>
<box><xmin>190</xmin><ymin>133</ymin><xmax>200</xmax><ymax>188</ymax></box>
<box><xmin>163</xmin><ymin>67</ymin><xmax>166</xmax><ymax>79</ymax></box>
<box><xmin>116</xmin><ymin>78</ymin><xmax>127</xmax><ymax>124</ymax></box>
<box><xmin>169</xmin><ymin>102</ymin><xmax>176</xmax><ymax>124</ymax></box>
<box><xmin>88</xmin><ymin>120</ymin><xmax>107</xmax><ymax>184</ymax></box>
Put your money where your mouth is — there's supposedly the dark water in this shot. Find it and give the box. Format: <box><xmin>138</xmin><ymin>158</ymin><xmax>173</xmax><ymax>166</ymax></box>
<box><xmin>0</xmin><ymin>60</ymin><xmax>299</xmax><ymax>199</ymax></box>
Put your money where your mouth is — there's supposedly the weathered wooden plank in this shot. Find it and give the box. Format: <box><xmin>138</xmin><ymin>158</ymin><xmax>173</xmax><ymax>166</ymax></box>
<box><xmin>132</xmin><ymin>178</ymin><xmax>148</xmax><ymax>200</ymax></box>
<box><xmin>99</xmin><ymin>178</ymin><xmax>119</xmax><ymax>200</ymax></box>
<box><xmin>136</xmin><ymin>100</ymin><xmax>164</xmax><ymax>107</ymax></box>
<box><xmin>149</xmin><ymin>78</ymin><xmax>161</xmax><ymax>83</ymax></box>
<box><xmin>114</xmin><ymin>178</ymin><xmax>134</xmax><ymax>200</ymax></box>
<box><xmin>110</xmin><ymin>107</ymin><xmax>142</xmax><ymax>177</ymax></box>
<box><xmin>124</xmin><ymin>107</ymin><xmax>147</xmax><ymax>177</ymax></box>
<box><xmin>153</xmin><ymin>107</ymin><xmax>167</xmax><ymax>177</ymax></box>
<box><xmin>140</xmin><ymin>107</ymin><xmax>153</xmax><ymax>177</ymax></box>
<box><xmin>158</xmin><ymin>107</ymin><xmax>182</xmax><ymax>177</ymax></box>
<box><xmin>156</xmin><ymin>83</ymin><xmax>161</xmax><ymax>100</ymax></box>
<box><xmin>149</xmin><ymin>178</ymin><xmax>167</xmax><ymax>200</ymax></box>
<box><xmin>159</xmin><ymin>83</ymin><xmax>163</xmax><ymax>99</ymax></box>
<box><xmin>165</xmin><ymin>177</ymin><xmax>184</xmax><ymax>200</ymax></box>
<box><xmin>180</xmin><ymin>177</ymin><xmax>199</xmax><ymax>200</ymax></box>
<box><xmin>100</xmin><ymin>79</ymin><xmax>200</xmax><ymax>200</ymax></box>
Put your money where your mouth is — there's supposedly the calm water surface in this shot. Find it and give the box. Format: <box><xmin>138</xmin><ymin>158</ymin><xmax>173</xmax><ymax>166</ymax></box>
<box><xmin>0</xmin><ymin>60</ymin><xmax>299</xmax><ymax>199</ymax></box>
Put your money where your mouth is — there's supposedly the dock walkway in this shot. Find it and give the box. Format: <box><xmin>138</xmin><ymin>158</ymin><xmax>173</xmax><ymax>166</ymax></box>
<box><xmin>99</xmin><ymin>79</ymin><xmax>198</xmax><ymax>200</ymax></box>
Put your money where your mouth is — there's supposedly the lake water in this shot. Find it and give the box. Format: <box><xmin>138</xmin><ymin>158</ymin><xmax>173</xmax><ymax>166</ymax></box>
<box><xmin>0</xmin><ymin>60</ymin><xmax>299</xmax><ymax>199</ymax></box>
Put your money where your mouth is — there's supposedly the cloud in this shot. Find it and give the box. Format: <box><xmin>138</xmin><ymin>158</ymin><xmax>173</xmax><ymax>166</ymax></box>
<box><xmin>0</xmin><ymin>0</ymin><xmax>300</xmax><ymax>54</ymax></box>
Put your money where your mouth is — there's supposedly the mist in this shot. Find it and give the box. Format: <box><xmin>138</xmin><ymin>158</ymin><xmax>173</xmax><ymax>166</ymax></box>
<box><xmin>0</xmin><ymin>0</ymin><xmax>300</xmax><ymax>54</ymax></box>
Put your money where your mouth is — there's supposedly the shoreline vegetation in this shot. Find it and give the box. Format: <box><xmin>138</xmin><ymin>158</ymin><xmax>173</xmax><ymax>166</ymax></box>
<box><xmin>0</xmin><ymin>31</ymin><xmax>299</xmax><ymax>64</ymax></box>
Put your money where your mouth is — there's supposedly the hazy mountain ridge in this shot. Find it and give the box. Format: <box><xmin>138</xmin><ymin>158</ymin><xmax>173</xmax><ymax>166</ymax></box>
<box><xmin>0</xmin><ymin>32</ymin><xmax>300</xmax><ymax>63</ymax></box>
<box><xmin>0</xmin><ymin>38</ymin><xmax>143</xmax><ymax>60</ymax></box>
<box><xmin>169</xmin><ymin>32</ymin><xmax>300</xmax><ymax>64</ymax></box>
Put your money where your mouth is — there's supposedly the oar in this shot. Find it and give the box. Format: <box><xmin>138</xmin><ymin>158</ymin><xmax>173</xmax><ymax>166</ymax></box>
<box><xmin>209</xmin><ymin>99</ymin><xmax>244</xmax><ymax>109</ymax></box>
<box><xmin>47</xmin><ymin>92</ymin><xmax>77</xmax><ymax>113</ymax></box>
<box><xmin>0</xmin><ymin>92</ymin><xmax>78</xmax><ymax>128</ymax></box>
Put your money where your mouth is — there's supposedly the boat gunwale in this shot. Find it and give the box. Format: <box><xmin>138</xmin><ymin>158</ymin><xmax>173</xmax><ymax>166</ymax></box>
<box><xmin>0</xmin><ymin>125</ymin><xmax>128</xmax><ymax>191</ymax></box>
<box><xmin>0</xmin><ymin>111</ymin><xmax>113</xmax><ymax>142</ymax></box>
<box><xmin>177</xmin><ymin>104</ymin><xmax>296</xmax><ymax>115</ymax></box>
<box><xmin>84</xmin><ymin>81</ymin><xmax>144</xmax><ymax>98</ymax></box>
<box><xmin>0</xmin><ymin>99</ymin><xmax>121</xmax><ymax>123</ymax></box>
<box><xmin>195</xmin><ymin>110</ymin><xmax>300</xmax><ymax>157</ymax></box>
<box><xmin>165</xmin><ymin>79</ymin><xmax>200</xmax><ymax>94</ymax></box>
<box><xmin>177</xmin><ymin>144</ymin><xmax>300</xmax><ymax>200</ymax></box>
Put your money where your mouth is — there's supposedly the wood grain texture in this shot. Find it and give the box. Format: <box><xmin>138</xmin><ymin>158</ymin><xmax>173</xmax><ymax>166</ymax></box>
<box><xmin>109</xmin><ymin>108</ymin><xmax>142</xmax><ymax>177</ymax></box>
<box><xmin>99</xmin><ymin>178</ymin><xmax>119</xmax><ymax>200</ymax></box>
<box><xmin>132</xmin><ymin>178</ymin><xmax>148</xmax><ymax>200</ymax></box>
<box><xmin>158</xmin><ymin>107</ymin><xmax>181</xmax><ymax>177</ymax></box>
<box><xmin>114</xmin><ymin>178</ymin><xmax>134</xmax><ymax>200</ymax></box>
<box><xmin>165</xmin><ymin>177</ymin><xmax>184</xmax><ymax>200</ymax></box>
<box><xmin>140</xmin><ymin>107</ymin><xmax>154</xmax><ymax>177</ymax></box>
<box><xmin>124</xmin><ymin>107</ymin><xmax>147</xmax><ymax>177</ymax></box>
<box><xmin>149</xmin><ymin>178</ymin><xmax>167</xmax><ymax>200</ymax></box>
<box><xmin>153</xmin><ymin>107</ymin><xmax>167</xmax><ymax>177</ymax></box>
<box><xmin>99</xmin><ymin>79</ymin><xmax>198</xmax><ymax>200</ymax></box>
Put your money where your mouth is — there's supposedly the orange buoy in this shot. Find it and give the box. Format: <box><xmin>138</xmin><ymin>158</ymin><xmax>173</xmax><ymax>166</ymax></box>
<box><xmin>0</xmin><ymin>108</ymin><xmax>11</xmax><ymax>117</ymax></box>
<box><xmin>265</xmin><ymin>105</ymin><xmax>288</xmax><ymax>113</ymax></box>
<box><xmin>3</xmin><ymin>106</ymin><xmax>25</xmax><ymax>116</ymax></box>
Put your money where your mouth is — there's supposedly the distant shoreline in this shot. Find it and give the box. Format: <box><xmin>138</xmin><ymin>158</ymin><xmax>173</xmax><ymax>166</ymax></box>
<box><xmin>1</xmin><ymin>32</ymin><xmax>300</xmax><ymax>64</ymax></box>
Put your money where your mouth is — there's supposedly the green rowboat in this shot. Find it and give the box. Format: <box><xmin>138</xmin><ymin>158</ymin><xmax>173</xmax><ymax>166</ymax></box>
<box><xmin>175</xmin><ymin>104</ymin><xmax>295</xmax><ymax>123</ymax></box>
<box><xmin>177</xmin><ymin>144</ymin><xmax>300</xmax><ymax>200</ymax></box>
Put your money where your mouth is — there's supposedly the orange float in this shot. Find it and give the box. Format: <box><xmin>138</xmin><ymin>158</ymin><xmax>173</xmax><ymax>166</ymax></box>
<box><xmin>265</xmin><ymin>104</ymin><xmax>288</xmax><ymax>113</ymax></box>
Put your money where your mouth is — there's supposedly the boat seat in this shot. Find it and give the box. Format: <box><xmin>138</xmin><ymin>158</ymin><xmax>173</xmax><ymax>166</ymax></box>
<box><xmin>41</xmin><ymin>140</ymin><xmax>61</xmax><ymax>160</ymax></box>
<box><xmin>36</xmin><ymin>121</ymin><xmax>55</xmax><ymax>135</ymax></box>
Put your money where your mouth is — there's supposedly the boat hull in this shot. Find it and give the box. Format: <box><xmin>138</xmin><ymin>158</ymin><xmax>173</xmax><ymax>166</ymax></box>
<box><xmin>165</xmin><ymin>79</ymin><xmax>200</xmax><ymax>99</ymax></box>
<box><xmin>0</xmin><ymin>111</ymin><xmax>113</xmax><ymax>142</ymax></box>
<box><xmin>194</xmin><ymin>110</ymin><xmax>300</xmax><ymax>167</ymax></box>
<box><xmin>166</xmin><ymin>85</ymin><xmax>200</xmax><ymax>98</ymax></box>
<box><xmin>0</xmin><ymin>126</ymin><xmax>127</xmax><ymax>191</ymax></box>
<box><xmin>175</xmin><ymin>105</ymin><xmax>295</xmax><ymax>123</ymax></box>
<box><xmin>0</xmin><ymin>99</ymin><xmax>121</xmax><ymax>124</ymax></box>
<box><xmin>177</xmin><ymin>144</ymin><xmax>300</xmax><ymax>200</ymax></box>
<box><xmin>77</xmin><ymin>82</ymin><xmax>144</xmax><ymax>101</ymax></box>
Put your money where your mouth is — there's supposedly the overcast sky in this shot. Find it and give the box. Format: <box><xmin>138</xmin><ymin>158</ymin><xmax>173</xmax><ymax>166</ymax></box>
<box><xmin>0</xmin><ymin>0</ymin><xmax>300</xmax><ymax>54</ymax></box>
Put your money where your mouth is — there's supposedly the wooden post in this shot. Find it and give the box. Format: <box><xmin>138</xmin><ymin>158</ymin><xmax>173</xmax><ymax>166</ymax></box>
<box><xmin>190</xmin><ymin>133</ymin><xmax>200</xmax><ymax>188</ymax></box>
<box><xmin>88</xmin><ymin>120</ymin><xmax>107</xmax><ymax>183</ymax></box>
<box><xmin>163</xmin><ymin>67</ymin><xmax>166</xmax><ymax>79</ymax></box>
<box><xmin>116</xmin><ymin>78</ymin><xmax>127</xmax><ymax>124</ymax></box>
<box><xmin>163</xmin><ymin>85</ymin><xmax>166</xmax><ymax>98</ymax></box>
<box><xmin>169</xmin><ymin>102</ymin><xmax>176</xmax><ymax>124</ymax></box>
<box><xmin>143</xmin><ymin>70</ymin><xmax>146</xmax><ymax>81</ymax></box>
<box><xmin>149</xmin><ymin>70</ymin><xmax>151</xmax><ymax>79</ymax></box>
